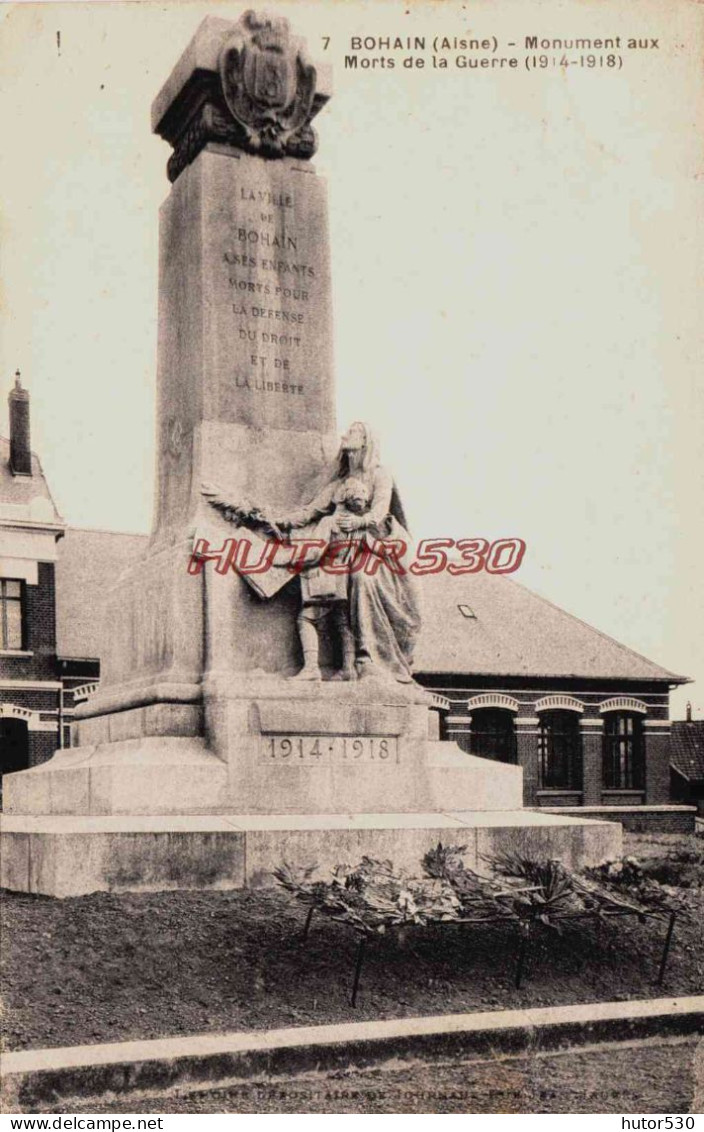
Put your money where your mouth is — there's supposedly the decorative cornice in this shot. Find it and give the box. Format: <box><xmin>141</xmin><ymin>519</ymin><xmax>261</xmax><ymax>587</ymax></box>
<box><xmin>535</xmin><ymin>695</ymin><xmax>584</xmax><ymax>714</ymax></box>
<box><xmin>466</xmin><ymin>693</ymin><xmax>520</xmax><ymax>713</ymax></box>
<box><xmin>0</xmin><ymin>703</ymin><xmax>57</xmax><ymax>732</ymax></box>
<box><xmin>73</xmin><ymin>682</ymin><xmax>99</xmax><ymax>703</ymax></box>
<box><xmin>599</xmin><ymin>697</ymin><xmax>648</xmax><ymax>715</ymax></box>
<box><xmin>429</xmin><ymin>693</ymin><xmax>451</xmax><ymax>712</ymax></box>
<box><xmin>0</xmin><ymin>703</ymin><xmax>33</xmax><ymax>722</ymax></box>
<box><xmin>0</xmin><ymin>518</ymin><xmax>65</xmax><ymax>534</ymax></box>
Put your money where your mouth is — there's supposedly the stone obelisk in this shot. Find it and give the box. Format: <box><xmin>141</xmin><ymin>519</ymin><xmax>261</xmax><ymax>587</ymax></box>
<box><xmin>151</xmin><ymin>13</ymin><xmax>336</xmax><ymax>545</ymax></box>
<box><xmin>110</xmin><ymin>29</ymin><xmax>337</xmax><ymax>677</ymax></box>
<box><xmin>6</xmin><ymin>12</ymin><xmax>339</xmax><ymax>816</ymax></box>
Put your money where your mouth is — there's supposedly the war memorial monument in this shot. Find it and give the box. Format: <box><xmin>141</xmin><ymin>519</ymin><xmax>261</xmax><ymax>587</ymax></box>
<box><xmin>0</xmin><ymin>11</ymin><xmax>620</xmax><ymax>897</ymax></box>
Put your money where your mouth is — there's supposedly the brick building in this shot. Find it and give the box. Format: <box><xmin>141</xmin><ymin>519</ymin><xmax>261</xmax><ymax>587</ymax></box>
<box><xmin>0</xmin><ymin>375</ymin><xmax>71</xmax><ymax>778</ymax></box>
<box><xmin>413</xmin><ymin>572</ymin><xmax>693</xmax><ymax>831</ymax></box>
<box><xmin>670</xmin><ymin>711</ymin><xmax>704</xmax><ymax>816</ymax></box>
<box><xmin>0</xmin><ymin>377</ymin><xmax>142</xmax><ymax>788</ymax></box>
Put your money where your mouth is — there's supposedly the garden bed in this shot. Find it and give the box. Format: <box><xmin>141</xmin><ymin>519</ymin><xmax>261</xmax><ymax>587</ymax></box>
<box><xmin>1</xmin><ymin>833</ymin><xmax>702</xmax><ymax>1052</ymax></box>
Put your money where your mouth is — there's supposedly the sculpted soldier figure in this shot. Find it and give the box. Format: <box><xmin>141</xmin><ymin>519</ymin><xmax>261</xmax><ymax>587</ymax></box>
<box><xmin>272</xmin><ymin>476</ymin><xmax>369</xmax><ymax>681</ymax></box>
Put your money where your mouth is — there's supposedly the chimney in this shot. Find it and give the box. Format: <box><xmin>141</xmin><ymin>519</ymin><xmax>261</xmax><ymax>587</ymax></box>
<box><xmin>8</xmin><ymin>370</ymin><xmax>31</xmax><ymax>475</ymax></box>
<box><xmin>686</xmin><ymin>701</ymin><xmax>692</xmax><ymax>723</ymax></box>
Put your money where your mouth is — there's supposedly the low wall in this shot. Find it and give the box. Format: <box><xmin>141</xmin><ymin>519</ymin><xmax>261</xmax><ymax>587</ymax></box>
<box><xmin>539</xmin><ymin>805</ymin><xmax>696</xmax><ymax>834</ymax></box>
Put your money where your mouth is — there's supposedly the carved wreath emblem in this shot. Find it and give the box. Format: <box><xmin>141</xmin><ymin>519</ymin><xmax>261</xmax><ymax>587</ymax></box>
<box><xmin>218</xmin><ymin>10</ymin><xmax>317</xmax><ymax>158</ymax></box>
<box><xmin>166</xmin><ymin>416</ymin><xmax>184</xmax><ymax>459</ymax></box>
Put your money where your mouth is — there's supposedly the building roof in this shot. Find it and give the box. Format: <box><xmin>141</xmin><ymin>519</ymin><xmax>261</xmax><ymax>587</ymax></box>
<box><xmin>53</xmin><ymin>526</ymin><xmax>686</xmax><ymax>684</ymax></box>
<box><xmin>413</xmin><ymin>571</ymin><xmax>687</xmax><ymax>684</ymax></box>
<box><xmin>670</xmin><ymin>721</ymin><xmax>704</xmax><ymax>783</ymax></box>
<box><xmin>55</xmin><ymin>527</ymin><xmax>149</xmax><ymax>659</ymax></box>
<box><xmin>0</xmin><ymin>436</ymin><xmax>63</xmax><ymax>526</ymax></box>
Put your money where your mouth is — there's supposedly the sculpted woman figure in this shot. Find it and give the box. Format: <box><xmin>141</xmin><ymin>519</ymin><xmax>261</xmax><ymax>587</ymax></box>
<box><xmin>273</xmin><ymin>422</ymin><xmax>421</xmax><ymax>684</ymax></box>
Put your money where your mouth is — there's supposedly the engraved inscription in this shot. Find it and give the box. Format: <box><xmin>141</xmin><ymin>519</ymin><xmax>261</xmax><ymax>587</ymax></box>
<box><xmin>219</xmin><ymin>171</ymin><xmax>324</xmax><ymax>402</ymax></box>
<box><xmin>261</xmin><ymin>735</ymin><xmax>399</xmax><ymax>765</ymax></box>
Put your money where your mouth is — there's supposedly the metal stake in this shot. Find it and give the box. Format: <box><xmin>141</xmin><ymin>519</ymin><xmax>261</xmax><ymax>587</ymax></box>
<box><xmin>515</xmin><ymin>923</ymin><xmax>531</xmax><ymax>990</ymax></box>
<box><xmin>302</xmin><ymin>905</ymin><xmax>315</xmax><ymax>941</ymax></box>
<box><xmin>656</xmin><ymin>911</ymin><xmax>676</xmax><ymax>986</ymax></box>
<box><xmin>351</xmin><ymin>935</ymin><xmax>367</xmax><ymax>1007</ymax></box>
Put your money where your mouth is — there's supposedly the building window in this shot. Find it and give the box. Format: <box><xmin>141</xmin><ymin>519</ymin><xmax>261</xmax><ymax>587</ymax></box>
<box><xmin>0</xmin><ymin>579</ymin><xmax>24</xmax><ymax>650</ymax></box>
<box><xmin>603</xmin><ymin>712</ymin><xmax>645</xmax><ymax>789</ymax></box>
<box><xmin>539</xmin><ymin>710</ymin><xmax>582</xmax><ymax>789</ymax></box>
<box><xmin>0</xmin><ymin>718</ymin><xmax>30</xmax><ymax>778</ymax></box>
<box><xmin>470</xmin><ymin>708</ymin><xmax>517</xmax><ymax>764</ymax></box>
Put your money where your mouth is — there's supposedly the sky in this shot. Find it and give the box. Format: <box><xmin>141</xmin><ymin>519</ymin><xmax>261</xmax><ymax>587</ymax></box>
<box><xmin>1</xmin><ymin>0</ymin><xmax>703</xmax><ymax>716</ymax></box>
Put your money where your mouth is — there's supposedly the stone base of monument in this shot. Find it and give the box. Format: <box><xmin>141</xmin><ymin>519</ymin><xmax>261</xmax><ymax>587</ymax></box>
<box><xmin>1</xmin><ymin>680</ymin><xmax>622</xmax><ymax>896</ymax></box>
<box><xmin>0</xmin><ymin>809</ymin><xmax>620</xmax><ymax>899</ymax></box>
<box><xmin>1</xmin><ymin>739</ymin><xmax>229</xmax><ymax>817</ymax></box>
<box><xmin>4</xmin><ymin>680</ymin><xmax>519</xmax><ymax>817</ymax></box>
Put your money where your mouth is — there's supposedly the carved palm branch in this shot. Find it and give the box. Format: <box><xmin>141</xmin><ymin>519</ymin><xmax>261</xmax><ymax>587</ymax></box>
<box><xmin>201</xmin><ymin>483</ymin><xmax>284</xmax><ymax>541</ymax></box>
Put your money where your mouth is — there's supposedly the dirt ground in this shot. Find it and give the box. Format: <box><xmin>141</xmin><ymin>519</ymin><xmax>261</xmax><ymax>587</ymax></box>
<box><xmin>26</xmin><ymin>1037</ymin><xmax>703</xmax><ymax>1115</ymax></box>
<box><xmin>1</xmin><ymin>832</ymin><xmax>702</xmax><ymax>1053</ymax></box>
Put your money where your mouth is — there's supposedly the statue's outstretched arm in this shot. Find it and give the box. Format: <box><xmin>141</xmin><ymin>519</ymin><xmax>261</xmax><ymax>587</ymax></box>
<box><xmin>272</xmin><ymin>482</ymin><xmax>337</xmax><ymax>530</ymax></box>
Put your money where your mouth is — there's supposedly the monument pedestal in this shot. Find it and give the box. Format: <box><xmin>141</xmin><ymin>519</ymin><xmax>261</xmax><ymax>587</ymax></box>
<box><xmin>2</xmin><ymin>676</ymin><xmax>622</xmax><ymax>896</ymax></box>
<box><xmin>5</xmin><ymin>679</ymin><xmax>522</xmax><ymax>817</ymax></box>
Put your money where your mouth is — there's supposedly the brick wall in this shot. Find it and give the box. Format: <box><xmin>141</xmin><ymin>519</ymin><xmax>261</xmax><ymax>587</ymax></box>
<box><xmin>28</xmin><ymin>730</ymin><xmax>58</xmax><ymax>768</ymax></box>
<box><xmin>516</xmin><ymin>730</ymin><xmax>539</xmax><ymax>805</ymax></box>
<box><xmin>422</xmin><ymin>676</ymin><xmax>675</xmax><ymax>811</ymax></box>
<box><xmin>1</xmin><ymin>562</ymin><xmax>64</xmax><ymax>771</ymax></box>
<box><xmin>582</xmin><ymin>731</ymin><xmax>601</xmax><ymax>806</ymax></box>
<box><xmin>569</xmin><ymin>808</ymin><xmax>696</xmax><ymax>834</ymax></box>
<box><xmin>644</xmin><ymin>730</ymin><xmax>672</xmax><ymax>804</ymax></box>
<box><xmin>0</xmin><ymin>563</ymin><xmax>58</xmax><ymax>684</ymax></box>
<box><xmin>0</xmin><ymin>687</ymin><xmax>58</xmax><ymax>713</ymax></box>
<box><xmin>25</xmin><ymin>561</ymin><xmax>57</xmax><ymax>655</ymax></box>
<box><xmin>535</xmin><ymin>791</ymin><xmax>582</xmax><ymax>807</ymax></box>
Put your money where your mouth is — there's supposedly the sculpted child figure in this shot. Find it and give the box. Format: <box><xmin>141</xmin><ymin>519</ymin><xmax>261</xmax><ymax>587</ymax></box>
<box><xmin>285</xmin><ymin>476</ymin><xmax>371</xmax><ymax>681</ymax></box>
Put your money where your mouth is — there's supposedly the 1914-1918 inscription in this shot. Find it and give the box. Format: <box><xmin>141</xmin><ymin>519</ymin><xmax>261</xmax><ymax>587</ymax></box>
<box><xmin>262</xmin><ymin>736</ymin><xmax>399</xmax><ymax>764</ymax></box>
